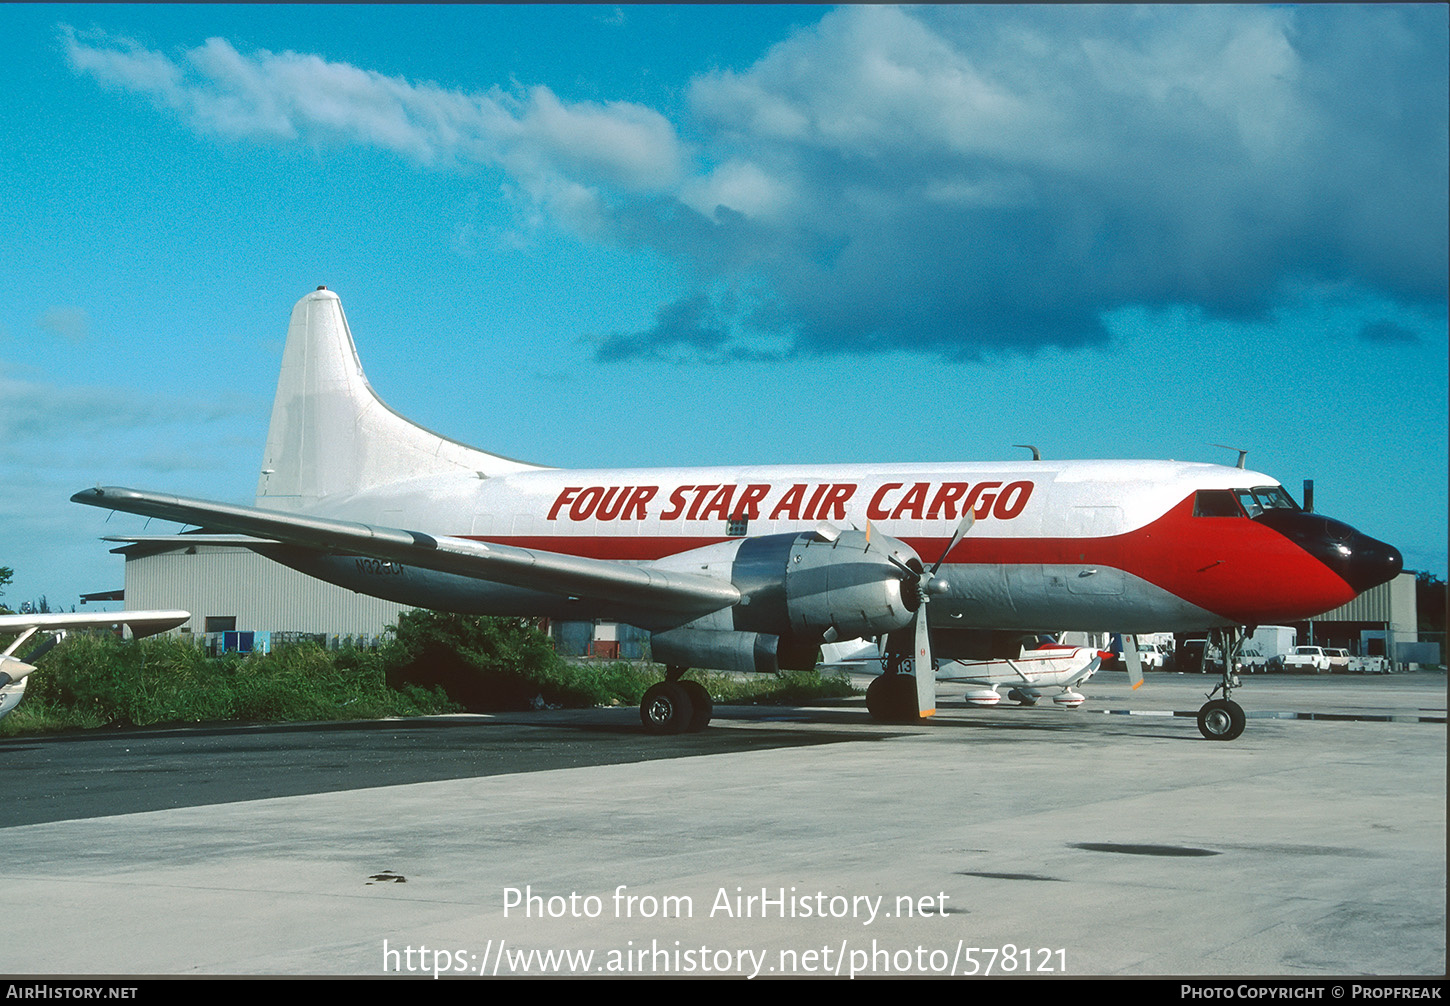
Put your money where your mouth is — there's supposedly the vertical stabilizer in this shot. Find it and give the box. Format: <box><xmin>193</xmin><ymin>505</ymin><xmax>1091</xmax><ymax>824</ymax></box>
<box><xmin>255</xmin><ymin>288</ymin><xmax>543</xmax><ymax>510</ymax></box>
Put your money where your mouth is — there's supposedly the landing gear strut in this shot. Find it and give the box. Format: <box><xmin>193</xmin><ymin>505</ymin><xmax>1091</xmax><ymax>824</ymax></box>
<box><xmin>640</xmin><ymin>665</ymin><xmax>712</xmax><ymax>734</ymax></box>
<box><xmin>1196</xmin><ymin>627</ymin><xmax>1248</xmax><ymax>741</ymax></box>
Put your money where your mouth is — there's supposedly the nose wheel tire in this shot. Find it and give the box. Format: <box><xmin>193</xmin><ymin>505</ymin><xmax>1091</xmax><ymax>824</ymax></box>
<box><xmin>1197</xmin><ymin>698</ymin><xmax>1246</xmax><ymax>741</ymax></box>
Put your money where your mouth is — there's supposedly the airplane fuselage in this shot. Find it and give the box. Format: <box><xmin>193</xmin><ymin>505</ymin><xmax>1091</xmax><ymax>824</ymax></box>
<box><xmin>287</xmin><ymin>458</ymin><xmax>1390</xmax><ymax>639</ymax></box>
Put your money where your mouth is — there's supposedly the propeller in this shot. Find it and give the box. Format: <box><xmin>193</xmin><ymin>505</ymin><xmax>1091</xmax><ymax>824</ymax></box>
<box><xmin>0</xmin><ymin>658</ymin><xmax>38</xmax><ymax>689</ymax></box>
<box><xmin>882</xmin><ymin>508</ymin><xmax>976</xmax><ymax>717</ymax></box>
<box><xmin>0</xmin><ymin>626</ymin><xmax>44</xmax><ymax>690</ymax></box>
<box><xmin>1120</xmin><ymin>633</ymin><xmax>1145</xmax><ymax>690</ymax></box>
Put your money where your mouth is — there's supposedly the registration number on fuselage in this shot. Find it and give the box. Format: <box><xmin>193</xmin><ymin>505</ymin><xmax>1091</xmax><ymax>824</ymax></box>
<box><xmin>354</xmin><ymin>558</ymin><xmax>404</xmax><ymax>576</ymax></box>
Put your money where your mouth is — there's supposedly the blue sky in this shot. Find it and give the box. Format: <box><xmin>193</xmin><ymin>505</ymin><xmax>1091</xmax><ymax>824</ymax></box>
<box><xmin>2</xmin><ymin>5</ymin><xmax>1446</xmax><ymax>610</ymax></box>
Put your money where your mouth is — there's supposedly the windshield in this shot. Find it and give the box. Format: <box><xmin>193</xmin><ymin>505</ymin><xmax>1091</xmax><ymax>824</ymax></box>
<box><xmin>1234</xmin><ymin>485</ymin><xmax>1299</xmax><ymax>517</ymax></box>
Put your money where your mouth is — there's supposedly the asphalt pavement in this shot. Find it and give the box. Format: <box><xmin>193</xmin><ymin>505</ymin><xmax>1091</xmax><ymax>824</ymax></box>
<box><xmin>3</xmin><ymin>670</ymin><xmax>1443</xmax><ymax>978</ymax></box>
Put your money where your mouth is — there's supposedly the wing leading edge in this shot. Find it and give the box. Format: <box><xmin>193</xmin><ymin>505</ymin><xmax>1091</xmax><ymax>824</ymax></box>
<box><xmin>72</xmin><ymin>486</ymin><xmax>741</xmax><ymax>617</ymax></box>
<box><xmin>0</xmin><ymin>610</ymin><xmax>191</xmax><ymax>636</ymax></box>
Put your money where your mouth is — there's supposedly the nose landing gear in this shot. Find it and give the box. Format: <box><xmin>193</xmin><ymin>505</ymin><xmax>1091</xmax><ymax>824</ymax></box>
<box><xmin>1197</xmin><ymin>627</ymin><xmax>1247</xmax><ymax>741</ymax></box>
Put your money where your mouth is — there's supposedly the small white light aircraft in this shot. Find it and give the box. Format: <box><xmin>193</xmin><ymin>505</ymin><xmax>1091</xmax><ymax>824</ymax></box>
<box><xmin>0</xmin><ymin>610</ymin><xmax>190</xmax><ymax>720</ymax></box>
<box><xmin>940</xmin><ymin>643</ymin><xmax>1106</xmax><ymax>709</ymax></box>
<box><xmin>824</xmin><ymin>636</ymin><xmax>1106</xmax><ymax>709</ymax></box>
<box><xmin>73</xmin><ymin>289</ymin><xmax>1402</xmax><ymax>740</ymax></box>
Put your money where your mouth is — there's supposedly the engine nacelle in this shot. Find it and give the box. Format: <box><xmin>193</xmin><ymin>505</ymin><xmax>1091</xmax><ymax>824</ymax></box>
<box><xmin>0</xmin><ymin>680</ymin><xmax>26</xmax><ymax>720</ymax></box>
<box><xmin>650</xmin><ymin>628</ymin><xmax>820</xmax><ymax>675</ymax></box>
<box><xmin>693</xmin><ymin>528</ymin><xmax>921</xmax><ymax>636</ymax></box>
<box><xmin>645</xmin><ymin>527</ymin><xmax>922</xmax><ymax>674</ymax></box>
<box><xmin>0</xmin><ymin>656</ymin><xmax>35</xmax><ymax>721</ymax></box>
<box><xmin>775</xmin><ymin>528</ymin><xmax>920</xmax><ymax>639</ymax></box>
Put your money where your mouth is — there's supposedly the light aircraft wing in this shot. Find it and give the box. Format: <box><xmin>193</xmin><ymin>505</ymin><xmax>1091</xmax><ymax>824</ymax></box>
<box><xmin>73</xmin><ymin>486</ymin><xmax>741</xmax><ymax>617</ymax></box>
<box><xmin>1</xmin><ymin>609</ymin><xmax>191</xmax><ymax>718</ymax></box>
<box><xmin>0</xmin><ymin>610</ymin><xmax>191</xmax><ymax>636</ymax></box>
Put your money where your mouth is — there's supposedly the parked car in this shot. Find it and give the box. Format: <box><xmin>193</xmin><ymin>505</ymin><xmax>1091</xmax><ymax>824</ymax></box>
<box><xmin>1325</xmin><ymin>648</ymin><xmax>1351</xmax><ymax>673</ymax></box>
<box><xmin>1239</xmin><ymin>644</ymin><xmax>1271</xmax><ymax>673</ymax></box>
<box><xmin>1280</xmin><ymin>646</ymin><xmax>1332</xmax><ymax>673</ymax></box>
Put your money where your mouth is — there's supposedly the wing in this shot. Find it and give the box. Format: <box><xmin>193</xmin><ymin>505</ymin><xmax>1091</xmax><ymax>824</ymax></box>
<box><xmin>0</xmin><ymin>610</ymin><xmax>190</xmax><ymax>636</ymax></box>
<box><xmin>72</xmin><ymin>486</ymin><xmax>741</xmax><ymax>617</ymax></box>
<box><xmin>1</xmin><ymin>609</ymin><xmax>191</xmax><ymax>694</ymax></box>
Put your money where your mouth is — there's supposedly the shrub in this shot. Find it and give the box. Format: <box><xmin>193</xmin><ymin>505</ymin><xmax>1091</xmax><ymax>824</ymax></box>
<box><xmin>382</xmin><ymin>611</ymin><xmax>588</xmax><ymax>711</ymax></box>
<box><xmin>8</xmin><ymin>632</ymin><xmax>458</xmax><ymax>733</ymax></box>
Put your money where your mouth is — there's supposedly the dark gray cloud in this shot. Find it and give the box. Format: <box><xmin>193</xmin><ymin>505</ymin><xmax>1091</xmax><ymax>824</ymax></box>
<box><xmin>624</xmin><ymin>5</ymin><xmax>1447</xmax><ymax>362</ymax></box>
<box><xmin>594</xmin><ymin>292</ymin><xmax>787</xmax><ymax>365</ymax></box>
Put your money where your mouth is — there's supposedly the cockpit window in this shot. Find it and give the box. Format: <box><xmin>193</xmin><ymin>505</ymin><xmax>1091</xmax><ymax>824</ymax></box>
<box><xmin>1196</xmin><ymin>486</ymin><xmax>1300</xmax><ymax>517</ymax></box>
<box><xmin>1235</xmin><ymin>486</ymin><xmax>1300</xmax><ymax>517</ymax></box>
<box><xmin>1193</xmin><ymin>490</ymin><xmax>1243</xmax><ymax>517</ymax></box>
<box><xmin>1253</xmin><ymin>486</ymin><xmax>1299</xmax><ymax>510</ymax></box>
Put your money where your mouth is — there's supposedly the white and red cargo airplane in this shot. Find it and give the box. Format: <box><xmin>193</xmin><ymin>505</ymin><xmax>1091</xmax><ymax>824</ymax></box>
<box><xmin>73</xmin><ymin>288</ymin><xmax>1402</xmax><ymax>740</ymax></box>
<box><xmin>0</xmin><ymin>610</ymin><xmax>190</xmax><ymax>720</ymax></box>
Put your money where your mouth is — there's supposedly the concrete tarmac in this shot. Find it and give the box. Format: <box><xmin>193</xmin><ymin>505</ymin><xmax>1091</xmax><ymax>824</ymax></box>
<box><xmin>3</xmin><ymin>671</ymin><xmax>1443</xmax><ymax>978</ymax></box>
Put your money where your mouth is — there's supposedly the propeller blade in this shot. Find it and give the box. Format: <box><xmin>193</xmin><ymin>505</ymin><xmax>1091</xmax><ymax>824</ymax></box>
<box><xmin>0</xmin><ymin>658</ymin><xmax>38</xmax><ymax>688</ymax></box>
<box><xmin>1122</xmin><ymin>634</ymin><xmax>1144</xmax><ymax>690</ymax></box>
<box><xmin>885</xmin><ymin>552</ymin><xmax>918</xmax><ymax>579</ymax></box>
<box><xmin>912</xmin><ymin>609</ymin><xmax>936</xmax><ymax>717</ymax></box>
<box><xmin>931</xmin><ymin>510</ymin><xmax>975</xmax><ymax>575</ymax></box>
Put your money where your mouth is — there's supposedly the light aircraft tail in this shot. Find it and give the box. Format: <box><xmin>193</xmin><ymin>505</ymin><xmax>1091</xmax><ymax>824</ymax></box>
<box><xmin>255</xmin><ymin>287</ymin><xmax>544</xmax><ymax>511</ymax></box>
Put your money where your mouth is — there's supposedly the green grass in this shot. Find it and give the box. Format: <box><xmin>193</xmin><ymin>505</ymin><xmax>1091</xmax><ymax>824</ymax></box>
<box><xmin>3</xmin><ymin>634</ymin><xmax>458</xmax><ymax>736</ymax></box>
<box><xmin>1</xmin><ymin>613</ymin><xmax>860</xmax><ymax>737</ymax></box>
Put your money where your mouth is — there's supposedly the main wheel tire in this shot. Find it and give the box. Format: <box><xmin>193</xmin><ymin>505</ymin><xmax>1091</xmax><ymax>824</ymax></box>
<box><xmin>640</xmin><ymin>681</ymin><xmax>695</xmax><ymax>735</ymax></box>
<box><xmin>865</xmin><ymin>675</ymin><xmax>890</xmax><ymax>721</ymax></box>
<box><xmin>1197</xmin><ymin>698</ymin><xmax>1246</xmax><ymax>741</ymax></box>
<box><xmin>679</xmin><ymin>680</ymin><xmax>713</xmax><ymax>732</ymax></box>
<box><xmin>866</xmin><ymin>674</ymin><xmax>920</xmax><ymax>723</ymax></box>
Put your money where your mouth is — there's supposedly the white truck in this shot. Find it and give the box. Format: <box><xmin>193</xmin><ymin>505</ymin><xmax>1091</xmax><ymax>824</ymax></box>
<box><xmin>1279</xmin><ymin>646</ymin><xmax>1332</xmax><ymax>673</ymax></box>
<box><xmin>1248</xmin><ymin>626</ymin><xmax>1296</xmax><ymax>668</ymax></box>
<box><xmin>1136</xmin><ymin>639</ymin><xmax>1170</xmax><ymax>671</ymax></box>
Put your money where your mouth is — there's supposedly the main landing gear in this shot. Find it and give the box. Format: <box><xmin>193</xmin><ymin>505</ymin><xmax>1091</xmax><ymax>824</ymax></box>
<box><xmin>639</xmin><ymin>665</ymin><xmax>713</xmax><ymax>735</ymax></box>
<box><xmin>865</xmin><ymin>653</ymin><xmax>924</xmax><ymax>723</ymax></box>
<box><xmin>1197</xmin><ymin>626</ymin><xmax>1248</xmax><ymax>741</ymax></box>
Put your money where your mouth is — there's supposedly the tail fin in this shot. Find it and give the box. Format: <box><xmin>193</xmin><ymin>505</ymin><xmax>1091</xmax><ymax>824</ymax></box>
<box><xmin>255</xmin><ymin>288</ymin><xmax>543</xmax><ymax>511</ymax></box>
